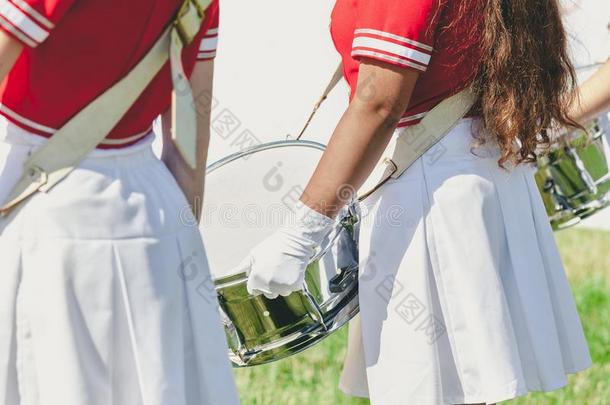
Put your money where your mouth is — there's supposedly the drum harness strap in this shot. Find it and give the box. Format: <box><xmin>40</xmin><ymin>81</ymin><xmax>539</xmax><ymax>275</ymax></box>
<box><xmin>0</xmin><ymin>0</ymin><xmax>211</xmax><ymax>217</ymax></box>
<box><xmin>296</xmin><ymin>64</ymin><xmax>477</xmax><ymax>201</ymax></box>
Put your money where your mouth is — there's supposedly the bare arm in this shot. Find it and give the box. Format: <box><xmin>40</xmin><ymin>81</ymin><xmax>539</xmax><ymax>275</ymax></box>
<box><xmin>300</xmin><ymin>59</ymin><xmax>420</xmax><ymax>218</ymax></box>
<box><xmin>161</xmin><ymin>60</ymin><xmax>214</xmax><ymax>221</ymax></box>
<box><xmin>569</xmin><ymin>58</ymin><xmax>610</xmax><ymax>124</ymax></box>
<box><xmin>0</xmin><ymin>31</ymin><xmax>23</xmax><ymax>82</ymax></box>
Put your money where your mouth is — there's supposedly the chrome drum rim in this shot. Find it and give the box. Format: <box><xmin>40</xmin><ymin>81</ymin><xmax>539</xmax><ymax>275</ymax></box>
<box><xmin>206</xmin><ymin>140</ymin><xmax>361</xmax><ymax>367</ymax></box>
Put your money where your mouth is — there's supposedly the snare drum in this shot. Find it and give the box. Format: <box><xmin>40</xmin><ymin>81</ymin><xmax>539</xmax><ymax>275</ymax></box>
<box><xmin>535</xmin><ymin>118</ymin><xmax>610</xmax><ymax>229</ymax></box>
<box><xmin>201</xmin><ymin>140</ymin><xmax>360</xmax><ymax>366</ymax></box>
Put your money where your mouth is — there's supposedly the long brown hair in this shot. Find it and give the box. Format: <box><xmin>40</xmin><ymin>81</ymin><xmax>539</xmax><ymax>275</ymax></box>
<box><xmin>451</xmin><ymin>0</ymin><xmax>579</xmax><ymax>167</ymax></box>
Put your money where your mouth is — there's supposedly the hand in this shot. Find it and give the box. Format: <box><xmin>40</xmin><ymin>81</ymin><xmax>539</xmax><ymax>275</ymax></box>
<box><xmin>161</xmin><ymin>145</ymin><xmax>204</xmax><ymax>222</ymax></box>
<box><xmin>236</xmin><ymin>204</ymin><xmax>335</xmax><ymax>299</ymax></box>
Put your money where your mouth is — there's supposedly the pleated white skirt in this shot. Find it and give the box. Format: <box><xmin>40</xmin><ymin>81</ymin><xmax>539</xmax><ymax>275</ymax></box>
<box><xmin>339</xmin><ymin>119</ymin><xmax>592</xmax><ymax>405</ymax></box>
<box><xmin>0</xmin><ymin>121</ymin><xmax>239</xmax><ymax>405</ymax></box>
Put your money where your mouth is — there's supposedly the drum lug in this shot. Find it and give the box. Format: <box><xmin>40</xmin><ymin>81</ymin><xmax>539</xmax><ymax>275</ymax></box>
<box><xmin>543</xmin><ymin>178</ymin><xmax>555</xmax><ymax>193</ymax></box>
<box><xmin>329</xmin><ymin>266</ymin><xmax>358</xmax><ymax>294</ymax></box>
<box><xmin>303</xmin><ymin>286</ymin><xmax>329</xmax><ymax>331</ymax></box>
<box><xmin>566</xmin><ymin>146</ymin><xmax>599</xmax><ymax>195</ymax></box>
<box><xmin>218</xmin><ymin>303</ymin><xmax>255</xmax><ymax>365</ymax></box>
<box><xmin>344</xmin><ymin>203</ymin><xmax>361</xmax><ymax>228</ymax></box>
<box><xmin>543</xmin><ymin>177</ymin><xmax>572</xmax><ymax>212</ymax></box>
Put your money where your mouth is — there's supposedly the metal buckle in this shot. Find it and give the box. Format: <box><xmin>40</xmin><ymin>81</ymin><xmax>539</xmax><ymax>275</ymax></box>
<box><xmin>358</xmin><ymin>159</ymin><xmax>398</xmax><ymax>201</ymax></box>
<box><xmin>0</xmin><ymin>165</ymin><xmax>48</xmax><ymax>217</ymax></box>
<box><xmin>174</xmin><ymin>0</ymin><xmax>205</xmax><ymax>46</ymax></box>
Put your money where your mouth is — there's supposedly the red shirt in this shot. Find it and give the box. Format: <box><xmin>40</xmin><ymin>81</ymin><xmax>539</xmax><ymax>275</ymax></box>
<box><xmin>330</xmin><ymin>0</ymin><xmax>480</xmax><ymax>127</ymax></box>
<box><xmin>0</xmin><ymin>0</ymin><xmax>220</xmax><ymax>147</ymax></box>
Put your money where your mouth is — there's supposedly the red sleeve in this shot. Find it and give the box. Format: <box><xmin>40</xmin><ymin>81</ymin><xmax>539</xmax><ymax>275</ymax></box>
<box><xmin>195</xmin><ymin>0</ymin><xmax>219</xmax><ymax>61</ymax></box>
<box><xmin>0</xmin><ymin>0</ymin><xmax>76</xmax><ymax>47</ymax></box>
<box><xmin>352</xmin><ymin>0</ymin><xmax>442</xmax><ymax>72</ymax></box>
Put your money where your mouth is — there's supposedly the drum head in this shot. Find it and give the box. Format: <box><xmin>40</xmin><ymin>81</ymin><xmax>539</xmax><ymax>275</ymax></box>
<box><xmin>201</xmin><ymin>141</ymin><xmax>325</xmax><ymax>279</ymax></box>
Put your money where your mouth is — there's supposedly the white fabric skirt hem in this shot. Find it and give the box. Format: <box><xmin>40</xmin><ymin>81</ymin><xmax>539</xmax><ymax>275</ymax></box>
<box><xmin>340</xmin><ymin>364</ymin><xmax>591</xmax><ymax>404</ymax></box>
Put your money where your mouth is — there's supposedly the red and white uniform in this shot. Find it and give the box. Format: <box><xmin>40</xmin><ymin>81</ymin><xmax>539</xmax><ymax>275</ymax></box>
<box><xmin>332</xmin><ymin>1</ymin><xmax>592</xmax><ymax>404</ymax></box>
<box><xmin>331</xmin><ymin>0</ymin><xmax>479</xmax><ymax>127</ymax></box>
<box><xmin>0</xmin><ymin>0</ymin><xmax>220</xmax><ymax>147</ymax></box>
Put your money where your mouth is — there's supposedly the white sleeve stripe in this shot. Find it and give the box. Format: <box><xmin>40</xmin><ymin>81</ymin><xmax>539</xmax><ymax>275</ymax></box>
<box><xmin>0</xmin><ymin>103</ymin><xmax>57</xmax><ymax>133</ymax></box>
<box><xmin>352</xmin><ymin>49</ymin><xmax>427</xmax><ymax>72</ymax></box>
<box><xmin>205</xmin><ymin>27</ymin><xmax>218</xmax><ymax>35</ymax></box>
<box><xmin>354</xmin><ymin>28</ymin><xmax>433</xmax><ymax>52</ymax></box>
<box><xmin>199</xmin><ymin>36</ymin><xmax>218</xmax><ymax>52</ymax></box>
<box><xmin>10</xmin><ymin>0</ymin><xmax>53</xmax><ymax>29</ymax></box>
<box><xmin>0</xmin><ymin>15</ymin><xmax>36</xmax><ymax>46</ymax></box>
<box><xmin>353</xmin><ymin>36</ymin><xmax>431</xmax><ymax>65</ymax></box>
<box><xmin>99</xmin><ymin>130</ymin><xmax>150</xmax><ymax>145</ymax></box>
<box><xmin>0</xmin><ymin>1</ymin><xmax>48</xmax><ymax>43</ymax></box>
<box><xmin>197</xmin><ymin>51</ymin><xmax>216</xmax><ymax>59</ymax></box>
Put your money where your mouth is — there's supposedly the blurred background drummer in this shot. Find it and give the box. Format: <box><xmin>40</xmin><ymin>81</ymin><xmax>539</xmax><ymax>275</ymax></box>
<box><xmin>561</xmin><ymin>0</ymin><xmax>610</xmax><ymax>228</ymax></box>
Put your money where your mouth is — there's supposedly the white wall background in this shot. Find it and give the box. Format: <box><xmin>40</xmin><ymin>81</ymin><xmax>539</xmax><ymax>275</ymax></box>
<box><xmin>208</xmin><ymin>0</ymin><xmax>348</xmax><ymax>163</ymax></box>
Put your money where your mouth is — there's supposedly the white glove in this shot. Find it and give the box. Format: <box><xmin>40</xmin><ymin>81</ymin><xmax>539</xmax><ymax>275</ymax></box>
<box><xmin>237</xmin><ymin>203</ymin><xmax>335</xmax><ymax>299</ymax></box>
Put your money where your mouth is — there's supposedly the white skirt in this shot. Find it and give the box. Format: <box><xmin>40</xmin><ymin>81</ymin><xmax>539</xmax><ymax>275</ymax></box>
<box><xmin>0</xmin><ymin>122</ymin><xmax>239</xmax><ymax>405</ymax></box>
<box><xmin>339</xmin><ymin>119</ymin><xmax>592</xmax><ymax>405</ymax></box>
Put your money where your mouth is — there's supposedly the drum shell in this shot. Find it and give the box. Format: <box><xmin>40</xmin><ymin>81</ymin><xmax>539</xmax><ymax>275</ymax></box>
<box><xmin>536</xmin><ymin>119</ymin><xmax>610</xmax><ymax>229</ymax></box>
<box><xmin>214</xmin><ymin>213</ymin><xmax>359</xmax><ymax>366</ymax></box>
<box><xmin>202</xmin><ymin>140</ymin><xmax>361</xmax><ymax>367</ymax></box>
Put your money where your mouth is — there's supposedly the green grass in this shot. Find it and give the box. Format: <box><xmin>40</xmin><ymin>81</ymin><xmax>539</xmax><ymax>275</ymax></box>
<box><xmin>235</xmin><ymin>228</ymin><xmax>610</xmax><ymax>405</ymax></box>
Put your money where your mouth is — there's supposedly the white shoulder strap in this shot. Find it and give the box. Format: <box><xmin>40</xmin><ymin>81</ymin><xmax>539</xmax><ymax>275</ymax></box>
<box><xmin>358</xmin><ymin>88</ymin><xmax>476</xmax><ymax>200</ymax></box>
